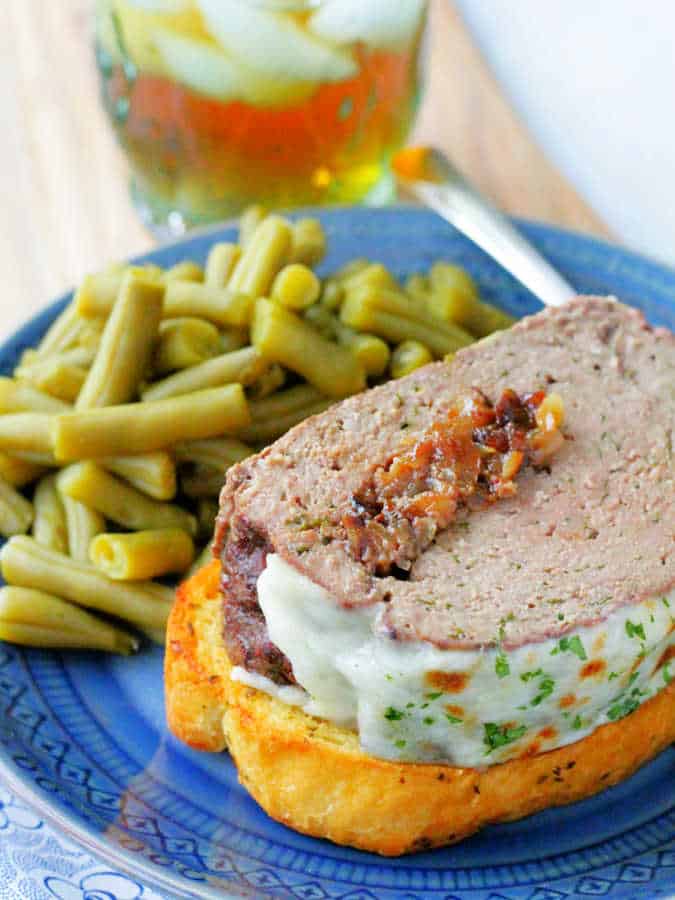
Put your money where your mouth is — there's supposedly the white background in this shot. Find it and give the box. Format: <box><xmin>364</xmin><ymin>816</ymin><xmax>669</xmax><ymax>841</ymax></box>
<box><xmin>455</xmin><ymin>0</ymin><xmax>675</xmax><ymax>265</ymax></box>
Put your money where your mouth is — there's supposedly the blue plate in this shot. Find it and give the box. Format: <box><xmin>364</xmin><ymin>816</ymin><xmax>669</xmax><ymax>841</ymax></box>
<box><xmin>0</xmin><ymin>207</ymin><xmax>673</xmax><ymax>900</ymax></box>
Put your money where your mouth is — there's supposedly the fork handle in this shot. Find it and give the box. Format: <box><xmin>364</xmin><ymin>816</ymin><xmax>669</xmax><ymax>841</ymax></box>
<box><xmin>402</xmin><ymin>152</ymin><xmax>577</xmax><ymax>308</ymax></box>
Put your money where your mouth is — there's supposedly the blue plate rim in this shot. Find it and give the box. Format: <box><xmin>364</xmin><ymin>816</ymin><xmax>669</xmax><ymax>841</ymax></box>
<box><xmin>0</xmin><ymin>207</ymin><xmax>673</xmax><ymax>900</ymax></box>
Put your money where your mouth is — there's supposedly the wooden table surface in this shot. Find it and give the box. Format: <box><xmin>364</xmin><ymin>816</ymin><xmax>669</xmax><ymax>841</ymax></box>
<box><xmin>1</xmin><ymin>0</ymin><xmax>608</xmax><ymax>339</ymax></box>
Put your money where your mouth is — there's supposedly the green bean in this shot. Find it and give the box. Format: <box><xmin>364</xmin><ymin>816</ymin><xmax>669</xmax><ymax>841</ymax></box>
<box><xmin>1</xmin><ymin>535</ymin><xmax>173</xmax><ymax>638</ymax></box>
<box><xmin>180</xmin><ymin>463</ymin><xmax>228</xmax><ymax>498</ymax></box>
<box><xmin>60</xmin><ymin>493</ymin><xmax>106</xmax><ymax>562</ymax></box>
<box><xmin>205</xmin><ymin>242</ymin><xmax>241</xmax><ymax>287</ymax></box>
<box><xmin>239</xmin><ymin>400</ymin><xmax>333</xmax><ymax>444</ymax></box>
<box><xmin>90</xmin><ymin>529</ymin><xmax>195</xmax><ymax>581</ymax></box>
<box><xmin>0</xmin><ymin>454</ymin><xmax>46</xmax><ymax>488</ymax></box>
<box><xmin>53</xmin><ymin>384</ymin><xmax>250</xmax><ymax>461</ymax></box>
<box><xmin>341</xmin><ymin>263</ymin><xmax>398</xmax><ymax>299</ymax></box>
<box><xmin>19</xmin><ymin>346</ymin><xmax>96</xmax><ymax>370</ymax></box>
<box><xmin>58</xmin><ymin>462</ymin><xmax>197</xmax><ymax>535</ymax></box>
<box><xmin>239</xmin><ymin>204</ymin><xmax>268</xmax><ymax>247</ymax></box>
<box><xmin>319</xmin><ymin>279</ymin><xmax>344</xmax><ymax>312</ymax></box>
<box><xmin>0</xmin><ymin>377</ymin><xmax>70</xmax><ymax>413</ymax></box>
<box><xmin>303</xmin><ymin>304</ymin><xmax>338</xmax><ymax>339</ymax></box>
<box><xmin>174</xmin><ymin>436</ymin><xmax>252</xmax><ymax>469</ymax></box>
<box><xmin>76</xmin><ymin>270</ymin><xmax>164</xmax><ymax>409</ymax></box>
<box><xmin>334</xmin><ymin>320</ymin><xmax>390</xmax><ymax>377</ymax></box>
<box><xmin>427</xmin><ymin>262</ymin><xmax>478</xmax><ymax>324</ymax></box>
<box><xmin>288</xmin><ymin>218</ymin><xmax>326</xmax><ymax>267</ymax></box>
<box><xmin>141</xmin><ymin>347</ymin><xmax>266</xmax><ymax>402</ymax></box>
<box><xmin>390</xmin><ymin>339</ymin><xmax>433</xmax><ymax>378</ymax></box>
<box><xmin>428</xmin><ymin>262</ymin><xmax>515</xmax><ymax>337</ymax></box>
<box><xmin>187</xmin><ymin>542</ymin><xmax>214</xmax><ymax>578</ymax></box>
<box><xmin>0</xmin><ymin>413</ymin><xmax>55</xmax><ymax>462</ymax></box>
<box><xmin>340</xmin><ymin>288</ymin><xmax>473</xmax><ymax>357</ymax></box>
<box><xmin>271</xmin><ymin>264</ymin><xmax>321</xmax><ymax>310</ymax></box>
<box><xmin>163</xmin><ymin>281</ymin><xmax>254</xmax><ymax>328</ymax></box>
<box><xmin>332</xmin><ymin>258</ymin><xmax>369</xmax><ymax>281</ymax></box>
<box><xmin>196</xmin><ymin>499</ymin><xmax>218</xmax><ymax>541</ymax></box>
<box><xmin>252</xmin><ymin>299</ymin><xmax>365</xmax><ymax>398</ymax></box>
<box><xmin>0</xmin><ymin>475</ymin><xmax>33</xmax><ymax>537</ymax></box>
<box><xmin>240</xmin><ymin>386</ymin><xmax>333</xmax><ymax>443</ymax></box>
<box><xmin>246</xmin><ymin>363</ymin><xmax>286</xmax><ymax>400</ymax></box>
<box><xmin>153</xmin><ymin>318</ymin><xmax>222</xmax><ymax>374</ymax></box>
<box><xmin>219</xmin><ymin>329</ymin><xmax>249</xmax><ymax>354</ymax></box>
<box><xmin>74</xmin><ymin>264</ymin><xmax>162</xmax><ymax>317</ymax></box>
<box><xmin>247</xmin><ymin>384</ymin><xmax>324</xmax><ymax>420</ymax></box>
<box><xmin>163</xmin><ymin>260</ymin><xmax>204</xmax><ymax>283</ymax></box>
<box><xmin>15</xmin><ymin>358</ymin><xmax>87</xmax><ymax>402</ymax></box>
<box><xmin>228</xmin><ymin>215</ymin><xmax>292</xmax><ymax>298</ymax></box>
<box><xmin>35</xmin><ymin>307</ymin><xmax>104</xmax><ymax>357</ymax></box>
<box><xmin>32</xmin><ymin>474</ymin><xmax>68</xmax><ymax>552</ymax></box>
<box><xmin>102</xmin><ymin>452</ymin><xmax>176</xmax><ymax>501</ymax></box>
<box><xmin>0</xmin><ymin>586</ymin><xmax>140</xmax><ymax>654</ymax></box>
<box><xmin>76</xmin><ymin>318</ymin><xmax>105</xmax><ymax>351</ymax></box>
<box><xmin>35</xmin><ymin>302</ymin><xmax>80</xmax><ymax>355</ymax></box>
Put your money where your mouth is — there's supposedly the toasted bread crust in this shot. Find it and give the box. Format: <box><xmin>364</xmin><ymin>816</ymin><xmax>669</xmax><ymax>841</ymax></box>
<box><xmin>165</xmin><ymin>564</ymin><xmax>675</xmax><ymax>856</ymax></box>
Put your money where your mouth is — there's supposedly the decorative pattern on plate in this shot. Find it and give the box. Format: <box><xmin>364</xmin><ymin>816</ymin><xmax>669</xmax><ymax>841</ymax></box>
<box><xmin>0</xmin><ymin>208</ymin><xmax>673</xmax><ymax>899</ymax></box>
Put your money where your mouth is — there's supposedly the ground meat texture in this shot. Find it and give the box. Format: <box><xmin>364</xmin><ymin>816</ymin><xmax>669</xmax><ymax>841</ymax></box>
<box><xmin>216</xmin><ymin>296</ymin><xmax>674</xmax><ymax>665</ymax></box>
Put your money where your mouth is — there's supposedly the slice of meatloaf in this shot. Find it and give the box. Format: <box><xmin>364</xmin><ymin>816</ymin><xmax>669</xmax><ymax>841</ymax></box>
<box><xmin>215</xmin><ymin>296</ymin><xmax>674</xmax><ymax>678</ymax></box>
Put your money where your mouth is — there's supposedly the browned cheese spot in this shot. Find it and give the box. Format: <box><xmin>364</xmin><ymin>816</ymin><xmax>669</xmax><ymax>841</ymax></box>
<box><xmin>520</xmin><ymin>741</ymin><xmax>541</xmax><ymax>758</ymax></box>
<box><xmin>538</xmin><ymin>726</ymin><xmax>558</xmax><ymax>741</ymax></box>
<box><xmin>426</xmin><ymin>670</ymin><xmax>470</xmax><ymax>693</ymax></box>
<box><xmin>559</xmin><ymin>694</ymin><xmax>576</xmax><ymax>709</ymax></box>
<box><xmin>580</xmin><ymin>659</ymin><xmax>607</xmax><ymax>679</ymax></box>
<box><xmin>445</xmin><ymin>704</ymin><xmax>465</xmax><ymax>718</ymax></box>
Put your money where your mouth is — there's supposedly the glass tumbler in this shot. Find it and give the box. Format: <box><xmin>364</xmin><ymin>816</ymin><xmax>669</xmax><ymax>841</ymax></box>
<box><xmin>94</xmin><ymin>0</ymin><xmax>428</xmax><ymax>236</ymax></box>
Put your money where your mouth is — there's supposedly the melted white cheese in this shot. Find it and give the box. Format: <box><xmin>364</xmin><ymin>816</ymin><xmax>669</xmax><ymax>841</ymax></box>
<box><xmin>254</xmin><ymin>554</ymin><xmax>675</xmax><ymax>767</ymax></box>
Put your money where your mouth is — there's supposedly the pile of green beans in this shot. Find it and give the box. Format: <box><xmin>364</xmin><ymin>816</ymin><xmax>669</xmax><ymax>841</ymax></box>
<box><xmin>0</xmin><ymin>208</ymin><xmax>515</xmax><ymax>655</ymax></box>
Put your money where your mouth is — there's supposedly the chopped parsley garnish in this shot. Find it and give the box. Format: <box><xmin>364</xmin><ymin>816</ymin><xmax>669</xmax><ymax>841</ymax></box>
<box><xmin>664</xmin><ymin>662</ymin><xmax>673</xmax><ymax>685</ymax></box>
<box><xmin>607</xmin><ymin>687</ymin><xmax>649</xmax><ymax>722</ymax></box>
<box><xmin>384</xmin><ymin>707</ymin><xmax>404</xmax><ymax>721</ymax></box>
<box><xmin>423</xmin><ymin>716</ymin><xmax>436</xmax><ymax>726</ymax></box>
<box><xmin>551</xmin><ymin>635</ymin><xmax>587</xmax><ymax>661</ymax></box>
<box><xmin>572</xmin><ymin>714</ymin><xmax>583</xmax><ymax>730</ymax></box>
<box><xmin>531</xmin><ymin>675</ymin><xmax>556</xmax><ymax>707</ymax></box>
<box><xmin>521</xmin><ymin>669</ymin><xmax>544</xmax><ymax>683</ymax></box>
<box><xmin>445</xmin><ymin>713</ymin><xmax>463</xmax><ymax>724</ymax></box>
<box><xmin>395</xmin><ymin>739</ymin><xmax>407</xmax><ymax>749</ymax></box>
<box><xmin>495</xmin><ymin>652</ymin><xmax>510</xmax><ymax>679</ymax></box>
<box><xmin>625</xmin><ymin>620</ymin><xmax>646</xmax><ymax>641</ymax></box>
<box><xmin>425</xmin><ymin>692</ymin><xmax>442</xmax><ymax>701</ymax></box>
<box><xmin>521</xmin><ymin>669</ymin><xmax>555</xmax><ymax>705</ymax></box>
<box><xmin>483</xmin><ymin>722</ymin><xmax>527</xmax><ymax>754</ymax></box>
<box><xmin>608</xmin><ymin>671</ymin><xmax>619</xmax><ymax>681</ymax></box>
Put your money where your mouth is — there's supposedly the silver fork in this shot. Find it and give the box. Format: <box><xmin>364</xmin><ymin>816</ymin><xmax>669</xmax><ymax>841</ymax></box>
<box><xmin>394</xmin><ymin>147</ymin><xmax>577</xmax><ymax>308</ymax></box>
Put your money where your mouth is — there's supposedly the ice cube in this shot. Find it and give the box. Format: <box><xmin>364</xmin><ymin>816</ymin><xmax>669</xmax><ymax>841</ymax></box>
<box><xmin>153</xmin><ymin>27</ymin><xmax>244</xmax><ymax>100</ymax></box>
<box><xmin>124</xmin><ymin>0</ymin><xmax>190</xmax><ymax>11</ymax></box>
<box><xmin>197</xmin><ymin>0</ymin><xmax>357</xmax><ymax>84</ymax></box>
<box><xmin>309</xmin><ymin>0</ymin><xmax>426</xmax><ymax>50</ymax></box>
<box><xmin>154</xmin><ymin>26</ymin><xmax>316</xmax><ymax>106</ymax></box>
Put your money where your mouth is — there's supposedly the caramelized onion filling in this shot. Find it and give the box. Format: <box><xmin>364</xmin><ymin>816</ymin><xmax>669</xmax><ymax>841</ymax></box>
<box><xmin>343</xmin><ymin>389</ymin><xmax>565</xmax><ymax>575</ymax></box>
